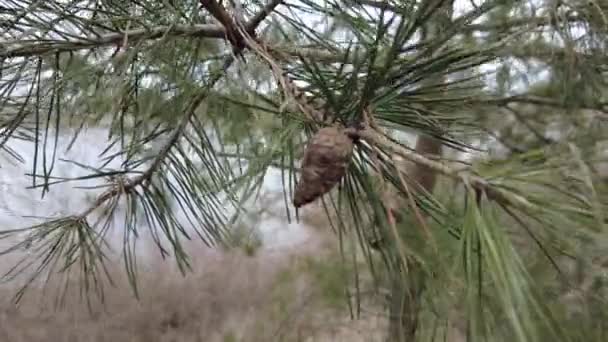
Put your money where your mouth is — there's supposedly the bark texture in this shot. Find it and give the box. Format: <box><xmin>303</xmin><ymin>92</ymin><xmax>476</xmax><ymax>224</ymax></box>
<box><xmin>387</xmin><ymin>135</ymin><xmax>443</xmax><ymax>342</ymax></box>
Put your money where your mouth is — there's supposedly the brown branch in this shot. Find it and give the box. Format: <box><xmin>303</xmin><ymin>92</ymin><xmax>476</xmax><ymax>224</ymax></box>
<box><xmin>2</xmin><ymin>0</ymin><xmax>285</xmax><ymax>59</ymax></box>
<box><xmin>357</xmin><ymin>127</ymin><xmax>541</xmax><ymax>214</ymax></box>
<box><xmin>247</xmin><ymin>0</ymin><xmax>283</xmax><ymax>30</ymax></box>
<box><xmin>2</xmin><ymin>24</ymin><xmax>225</xmax><ymax>58</ymax></box>
<box><xmin>199</xmin><ymin>0</ymin><xmax>247</xmax><ymax>51</ymax></box>
<box><xmin>77</xmin><ymin>1</ymin><xmax>283</xmax><ymax>220</ymax></box>
<box><xmin>199</xmin><ymin>0</ymin><xmax>284</xmax><ymax>56</ymax></box>
<box><xmin>80</xmin><ymin>58</ymin><xmax>231</xmax><ymax>219</ymax></box>
<box><xmin>4</xmin><ymin>20</ymin><xmax>596</xmax><ymax>69</ymax></box>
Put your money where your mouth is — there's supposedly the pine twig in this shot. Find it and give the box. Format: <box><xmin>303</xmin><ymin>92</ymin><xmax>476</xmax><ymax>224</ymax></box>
<box><xmin>1</xmin><ymin>24</ymin><xmax>225</xmax><ymax>58</ymax></box>
<box><xmin>75</xmin><ymin>0</ymin><xmax>285</xmax><ymax>221</ymax></box>
<box><xmin>357</xmin><ymin>127</ymin><xmax>541</xmax><ymax>214</ymax></box>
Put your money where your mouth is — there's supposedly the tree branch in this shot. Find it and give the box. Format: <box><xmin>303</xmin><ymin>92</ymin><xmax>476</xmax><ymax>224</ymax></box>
<box><xmin>75</xmin><ymin>0</ymin><xmax>284</xmax><ymax>220</ymax></box>
<box><xmin>4</xmin><ymin>24</ymin><xmax>596</xmax><ymax>81</ymax></box>
<box><xmin>79</xmin><ymin>56</ymin><xmax>234</xmax><ymax>219</ymax></box>
<box><xmin>357</xmin><ymin>127</ymin><xmax>541</xmax><ymax>214</ymax></box>
<box><xmin>2</xmin><ymin>0</ymin><xmax>285</xmax><ymax>59</ymax></box>
<box><xmin>200</xmin><ymin>0</ymin><xmax>247</xmax><ymax>52</ymax></box>
<box><xmin>2</xmin><ymin>24</ymin><xmax>226</xmax><ymax>58</ymax></box>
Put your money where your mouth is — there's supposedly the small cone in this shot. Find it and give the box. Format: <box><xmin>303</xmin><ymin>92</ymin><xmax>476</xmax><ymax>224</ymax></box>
<box><xmin>293</xmin><ymin>126</ymin><xmax>355</xmax><ymax>208</ymax></box>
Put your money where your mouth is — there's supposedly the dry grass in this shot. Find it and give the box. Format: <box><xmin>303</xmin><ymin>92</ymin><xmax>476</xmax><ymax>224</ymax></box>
<box><xmin>0</xmin><ymin>223</ymin><xmax>386</xmax><ymax>342</ymax></box>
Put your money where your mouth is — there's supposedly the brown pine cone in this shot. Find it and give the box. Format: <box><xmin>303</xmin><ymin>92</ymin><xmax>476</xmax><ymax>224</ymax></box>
<box><xmin>293</xmin><ymin>126</ymin><xmax>355</xmax><ymax>208</ymax></box>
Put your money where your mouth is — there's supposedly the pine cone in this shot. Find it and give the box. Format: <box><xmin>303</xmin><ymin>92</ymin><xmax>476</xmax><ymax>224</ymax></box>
<box><xmin>293</xmin><ymin>126</ymin><xmax>355</xmax><ymax>208</ymax></box>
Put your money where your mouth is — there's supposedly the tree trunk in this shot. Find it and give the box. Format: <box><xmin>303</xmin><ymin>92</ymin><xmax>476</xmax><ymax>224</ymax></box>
<box><xmin>386</xmin><ymin>136</ymin><xmax>441</xmax><ymax>342</ymax></box>
<box><xmin>387</xmin><ymin>258</ymin><xmax>426</xmax><ymax>341</ymax></box>
<box><xmin>385</xmin><ymin>0</ymin><xmax>454</xmax><ymax>338</ymax></box>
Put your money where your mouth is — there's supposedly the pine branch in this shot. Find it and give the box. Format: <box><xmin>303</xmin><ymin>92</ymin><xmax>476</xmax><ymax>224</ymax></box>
<box><xmin>355</xmin><ymin>0</ymin><xmax>585</xmax><ymax>32</ymax></box>
<box><xmin>1</xmin><ymin>24</ymin><xmax>224</xmax><ymax>58</ymax></box>
<box><xmin>77</xmin><ymin>0</ymin><xmax>285</xmax><ymax>221</ymax></box>
<box><xmin>3</xmin><ymin>0</ymin><xmax>285</xmax><ymax>60</ymax></box>
<box><xmin>199</xmin><ymin>0</ymin><xmax>247</xmax><ymax>53</ymax></box>
<box><xmin>357</xmin><ymin>127</ymin><xmax>542</xmax><ymax>215</ymax></box>
<box><xmin>0</xmin><ymin>0</ymin><xmax>285</xmax><ymax>304</ymax></box>
<box><xmin>5</xmin><ymin>21</ymin><xmax>599</xmax><ymax>75</ymax></box>
<box><xmin>78</xmin><ymin>67</ymin><xmax>226</xmax><ymax>219</ymax></box>
<box><xmin>202</xmin><ymin>4</ymin><xmax>600</xmax><ymax>220</ymax></box>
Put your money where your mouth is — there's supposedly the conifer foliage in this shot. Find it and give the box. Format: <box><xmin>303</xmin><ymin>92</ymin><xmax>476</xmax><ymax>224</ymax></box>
<box><xmin>0</xmin><ymin>0</ymin><xmax>607</xmax><ymax>341</ymax></box>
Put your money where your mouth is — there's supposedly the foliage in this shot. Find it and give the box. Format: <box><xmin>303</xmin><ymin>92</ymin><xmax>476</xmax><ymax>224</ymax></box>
<box><xmin>0</xmin><ymin>0</ymin><xmax>607</xmax><ymax>341</ymax></box>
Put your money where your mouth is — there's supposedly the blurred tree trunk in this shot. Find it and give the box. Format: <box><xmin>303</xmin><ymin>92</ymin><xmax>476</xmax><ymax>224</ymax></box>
<box><xmin>386</xmin><ymin>1</ymin><xmax>453</xmax><ymax>340</ymax></box>
<box><xmin>386</xmin><ymin>136</ymin><xmax>443</xmax><ymax>341</ymax></box>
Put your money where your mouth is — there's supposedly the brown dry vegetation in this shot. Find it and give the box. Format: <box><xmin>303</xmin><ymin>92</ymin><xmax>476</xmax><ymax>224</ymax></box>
<box><xmin>0</xmin><ymin>213</ymin><xmax>387</xmax><ymax>342</ymax></box>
